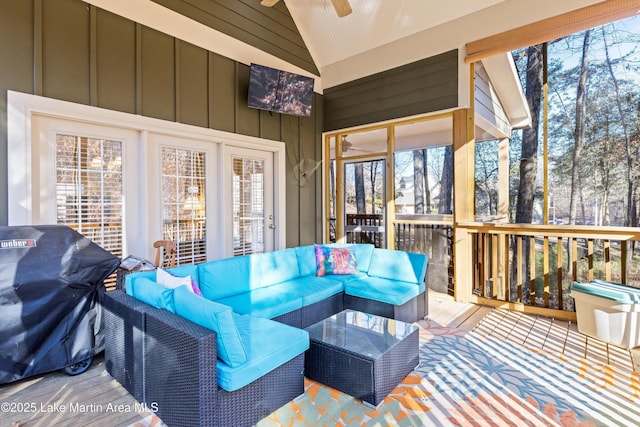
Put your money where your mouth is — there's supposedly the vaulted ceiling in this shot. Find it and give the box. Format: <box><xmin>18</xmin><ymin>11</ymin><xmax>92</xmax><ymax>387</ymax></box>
<box><xmin>87</xmin><ymin>0</ymin><xmax>604</xmax><ymax>91</ymax></box>
<box><xmin>283</xmin><ymin>0</ymin><xmax>604</xmax><ymax>89</ymax></box>
<box><xmin>285</xmin><ymin>0</ymin><xmax>507</xmax><ymax>69</ymax></box>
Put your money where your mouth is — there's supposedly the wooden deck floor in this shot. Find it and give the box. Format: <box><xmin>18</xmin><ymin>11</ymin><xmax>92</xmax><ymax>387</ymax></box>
<box><xmin>1</xmin><ymin>293</ymin><xmax>638</xmax><ymax>426</ymax></box>
<box><xmin>427</xmin><ymin>293</ymin><xmax>639</xmax><ymax>372</ymax></box>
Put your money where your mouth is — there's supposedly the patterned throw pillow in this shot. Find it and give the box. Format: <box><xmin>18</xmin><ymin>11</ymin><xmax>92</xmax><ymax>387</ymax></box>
<box><xmin>315</xmin><ymin>245</ymin><xmax>358</xmax><ymax>276</ymax></box>
<box><xmin>156</xmin><ymin>268</ymin><xmax>203</xmax><ymax>296</ymax></box>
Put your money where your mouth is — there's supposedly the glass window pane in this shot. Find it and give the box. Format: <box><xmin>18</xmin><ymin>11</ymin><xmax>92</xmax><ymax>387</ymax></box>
<box><xmin>161</xmin><ymin>146</ymin><xmax>207</xmax><ymax>265</ymax></box>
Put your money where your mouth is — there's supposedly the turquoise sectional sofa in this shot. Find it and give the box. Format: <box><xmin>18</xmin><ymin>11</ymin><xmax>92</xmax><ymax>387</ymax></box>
<box><xmin>102</xmin><ymin>243</ymin><xmax>428</xmax><ymax>427</ymax></box>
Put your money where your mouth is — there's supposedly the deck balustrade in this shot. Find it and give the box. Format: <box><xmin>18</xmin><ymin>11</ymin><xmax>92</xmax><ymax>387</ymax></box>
<box><xmin>349</xmin><ymin>215</ymin><xmax>640</xmax><ymax>319</ymax></box>
<box><xmin>461</xmin><ymin>222</ymin><xmax>640</xmax><ymax>320</ymax></box>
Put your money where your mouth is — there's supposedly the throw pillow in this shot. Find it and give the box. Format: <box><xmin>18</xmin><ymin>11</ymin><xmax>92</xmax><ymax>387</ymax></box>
<box><xmin>314</xmin><ymin>244</ymin><xmax>358</xmax><ymax>276</ymax></box>
<box><xmin>156</xmin><ymin>268</ymin><xmax>203</xmax><ymax>296</ymax></box>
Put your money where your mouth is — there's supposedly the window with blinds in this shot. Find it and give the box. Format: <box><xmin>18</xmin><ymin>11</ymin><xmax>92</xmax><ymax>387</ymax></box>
<box><xmin>232</xmin><ymin>157</ymin><xmax>265</xmax><ymax>256</ymax></box>
<box><xmin>161</xmin><ymin>147</ymin><xmax>207</xmax><ymax>265</ymax></box>
<box><xmin>56</xmin><ymin>134</ymin><xmax>123</xmax><ymax>288</ymax></box>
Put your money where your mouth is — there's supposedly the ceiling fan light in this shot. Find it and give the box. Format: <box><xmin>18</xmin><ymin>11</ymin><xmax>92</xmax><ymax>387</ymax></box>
<box><xmin>341</xmin><ymin>135</ymin><xmax>352</xmax><ymax>152</ymax></box>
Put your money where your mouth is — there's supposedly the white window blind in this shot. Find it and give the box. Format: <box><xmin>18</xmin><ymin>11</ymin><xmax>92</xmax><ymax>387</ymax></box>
<box><xmin>56</xmin><ymin>135</ymin><xmax>123</xmax><ymax>288</ymax></box>
<box><xmin>161</xmin><ymin>147</ymin><xmax>207</xmax><ymax>265</ymax></box>
<box><xmin>232</xmin><ymin>156</ymin><xmax>265</xmax><ymax>256</ymax></box>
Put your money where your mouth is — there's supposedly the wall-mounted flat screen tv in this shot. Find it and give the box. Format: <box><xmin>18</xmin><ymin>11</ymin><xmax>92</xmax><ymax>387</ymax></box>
<box><xmin>247</xmin><ymin>63</ymin><xmax>314</xmax><ymax>117</ymax></box>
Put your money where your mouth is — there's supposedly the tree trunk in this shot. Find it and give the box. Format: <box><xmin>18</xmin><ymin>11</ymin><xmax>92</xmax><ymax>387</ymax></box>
<box><xmin>355</xmin><ymin>163</ymin><xmax>365</xmax><ymax>213</ymax></box>
<box><xmin>438</xmin><ymin>146</ymin><xmax>453</xmax><ymax>214</ymax></box>
<box><xmin>512</xmin><ymin>44</ymin><xmax>543</xmax><ymax>304</ymax></box>
<box><xmin>414</xmin><ymin>150</ymin><xmax>425</xmax><ymax>214</ymax></box>
<box><xmin>569</xmin><ymin>30</ymin><xmax>590</xmax><ymax>226</ymax></box>
<box><xmin>423</xmin><ymin>148</ymin><xmax>431</xmax><ymax>212</ymax></box>
<box><xmin>602</xmin><ymin>26</ymin><xmax>634</xmax><ymax>227</ymax></box>
<box><xmin>515</xmin><ymin>45</ymin><xmax>544</xmax><ymax>224</ymax></box>
<box><xmin>370</xmin><ymin>161</ymin><xmax>378</xmax><ymax>213</ymax></box>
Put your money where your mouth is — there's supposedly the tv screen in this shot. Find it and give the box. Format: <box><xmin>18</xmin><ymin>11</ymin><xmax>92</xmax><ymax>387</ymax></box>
<box><xmin>248</xmin><ymin>64</ymin><xmax>314</xmax><ymax>117</ymax></box>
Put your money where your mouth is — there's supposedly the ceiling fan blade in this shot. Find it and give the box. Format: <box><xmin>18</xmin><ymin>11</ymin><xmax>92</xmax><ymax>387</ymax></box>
<box><xmin>261</xmin><ymin>0</ymin><xmax>280</xmax><ymax>6</ymax></box>
<box><xmin>330</xmin><ymin>0</ymin><xmax>352</xmax><ymax>17</ymax></box>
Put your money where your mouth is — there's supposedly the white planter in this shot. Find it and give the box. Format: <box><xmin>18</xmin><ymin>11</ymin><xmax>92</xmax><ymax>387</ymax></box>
<box><xmin>571</xmin><ymin>280</ymin><xmax>640</xmax><ymax>349</ymax></box>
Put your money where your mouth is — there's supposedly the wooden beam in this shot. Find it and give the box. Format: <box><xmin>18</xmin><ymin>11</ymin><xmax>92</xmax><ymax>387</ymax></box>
<box><xmin>386</xmin><ymin>126</ymin><xmax>396</xmax><ymax>249</ymax></box>
<box><xmin>465</xmin><ymin>0</ymin><xmax>640</xmax><ymax>63</ymax></box>
<box><xmin>453</xmin><ymin>107</ymin><xmax>475</xmax><ymax>302</ymax></box>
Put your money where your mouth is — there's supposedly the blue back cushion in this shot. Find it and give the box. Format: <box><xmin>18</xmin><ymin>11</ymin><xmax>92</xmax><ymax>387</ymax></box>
<box><xmin>368</xmin><ymin>249</ymin><xmax>428</xmax><ymax>284</ymax></box>
<box><xmin>198</xmin><ymin>249</ymin><xmax>300</xmax><ymax>300</ymax></box>
<box><xmin>173</xmin><ymin>286</ymin><xmax>248</xmax><ymax>367</ymax></box>
<box><xmin>129</xmin><ymin>277</ymin><xmax>176</xmax><ymax>313</ymax></box>
<box><xmin>254</xmin><ymin>248</ymin><xmax>301</xmax><ymax>286</ymax></box>
<box><xmin>295</xmin><ymin>245</ymin><xmax>317</xmax><ymax>276</ymax></box>
<box><xmin>198</xmin><ymin>256</ymin><xmax>252</xmax><ymax>300</ymax></box>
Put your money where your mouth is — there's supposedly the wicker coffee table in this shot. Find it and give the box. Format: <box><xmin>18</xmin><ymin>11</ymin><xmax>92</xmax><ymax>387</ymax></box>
<box><xmin>304</xmin><ymin>309</ymin><xmax>419</xmax><ymax>406</ymax></box>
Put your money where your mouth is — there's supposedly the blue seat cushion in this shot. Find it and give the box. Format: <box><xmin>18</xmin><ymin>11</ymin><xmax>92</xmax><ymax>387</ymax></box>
<box><xmin>316</xmin><ymin>271</ymin><xmax>365</xmax><ymax>285</ymax></box>
<box><xmin>129</xmin><ymin>277</ymin><xmax>176</xmax><ymax>313</ymax></box>
<box><xmin>344</xmin><ymin>276</ymin><xmax>425</xmax><ymax>306</ymax></box>
<box><xmin>173</xmin><ymin>286</ymin><xmax>248</xmax><ymax>368</ymax></box>
<box><xmin>368</xmin><ymin>248</ymin><xmax>428</xmax><ymax>284</ymax></box>
<box><xmin>217</xmin><ymin>314</ymin><xmax>309</xmax><ymax>391</ymax></box>
<box><xmin>269</xmin><ymin>275</ymin><xmax>344</xmax><ymax>306</ymax></box>
<box><xmin>214</xmin><ymin>286</ymin><xmax>303</xmax><ymax>319</ymax></box>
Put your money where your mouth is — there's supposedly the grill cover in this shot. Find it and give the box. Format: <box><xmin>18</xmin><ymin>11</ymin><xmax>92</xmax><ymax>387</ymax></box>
<box><xmin>0</xmin><ymin>225</ymin><xmax>120</xmax><ymax>383</ymax></box>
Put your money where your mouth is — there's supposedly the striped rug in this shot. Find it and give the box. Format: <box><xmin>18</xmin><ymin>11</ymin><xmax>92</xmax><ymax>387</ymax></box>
<box><xmin>257</xmin><ymin>321</ymin><xmax>639</xmax><ymax>427</ymax></box>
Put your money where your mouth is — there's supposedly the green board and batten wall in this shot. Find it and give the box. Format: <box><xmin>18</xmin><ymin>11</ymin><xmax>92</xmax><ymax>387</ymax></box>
<box><xmin>0</xmin><ymin>0</ymin><xmax>322</xmax><ymax>247</ymax></box>
<box><xmin>0</xmin><ymin>0</ymin><xmax>458</xmax><ymax>248</ymax></box>
<box><xmin>323</xmin><ymin>50</ymin><xmax>459</xmax><ymax>132</ymax></box>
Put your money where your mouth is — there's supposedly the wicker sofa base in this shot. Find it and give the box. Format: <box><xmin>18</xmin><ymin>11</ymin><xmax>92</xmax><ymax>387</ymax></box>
<box><xmin>102</xmin><ymin>273</ymin><xmax>426</xmax><ymax>425</ymax></box>
<box><xmin>102</xmin><ymin>290</ymin><xmax>305</xmax><ymax>427</ymax></box>
<box><xmin>102</xmin><ymin>290</ymin><xmax>148</xmax><ymax>403</ymax></box>
<box><xmin>343</xmin><ymin>291</ymin><xmax>426</xmax><ymax>324</ymax></box>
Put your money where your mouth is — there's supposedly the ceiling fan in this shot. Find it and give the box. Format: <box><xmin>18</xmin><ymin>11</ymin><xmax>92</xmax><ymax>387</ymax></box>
<box><xmin>261</xmin><ymin>0</ymin><xmax>352</xmax><ymax>18</ymax></box>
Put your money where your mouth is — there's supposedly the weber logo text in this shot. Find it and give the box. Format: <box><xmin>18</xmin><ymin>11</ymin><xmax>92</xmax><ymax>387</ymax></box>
<box><xmin>0</xmin><ymin>239</ymin><xmax>37</xmax><ymax>249</ymax></box>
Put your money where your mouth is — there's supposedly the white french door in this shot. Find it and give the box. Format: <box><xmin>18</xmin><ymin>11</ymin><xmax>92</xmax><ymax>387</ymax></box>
<box><xmin>224</xmin><ymin>146</ymin><xmax>276</xmax><ymax>257</ymax></box>
<box><xmin>29</xmin><ymin>115</ymin><xmax>142</xmax><ymax>257</ymax></box>
<box><xmin>146</xmin><ymin>133</ymin><xmax>220</xmax><ymax>262</ymax></box>
<box><xmin>9</xmin><ymin>91</ymin><xmax>286</xmax><ymax>265</ymax></box>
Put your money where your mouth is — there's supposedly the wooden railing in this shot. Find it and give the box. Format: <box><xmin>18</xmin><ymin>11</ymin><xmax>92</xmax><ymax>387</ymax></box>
<box><xmin>460</xmin><ymin>222</ymin><xmax>640</xmax><ymax>320</ymax></box>
<box><xmin>393</xmin><ymin>216</ymin><xmax>455</xmax><ymax>296</ymax></box>
<box><xmin>345</xmin><ymin>214</ymin><xmax>384</xmax><ymax>247</ymax></box>
<box><xmin>336</xmin><ymin>216</ymin><xmax>640</xmax><ymax>319</ymax></box>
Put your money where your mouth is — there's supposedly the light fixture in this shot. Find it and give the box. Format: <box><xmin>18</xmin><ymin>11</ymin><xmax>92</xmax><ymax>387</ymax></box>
<box><xmin>183</xmin><ymin>187</ymin><xmax>205</xmax><ymax>217</ymax></box>
<box><xmin>342</xmin><ymin>135</ymin><xmax>352</xmax><ymax>153</ymax></box>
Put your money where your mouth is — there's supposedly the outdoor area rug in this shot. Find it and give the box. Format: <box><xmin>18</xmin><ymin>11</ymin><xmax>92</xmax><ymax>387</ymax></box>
<box><xmin>255</xmin><ymin>321</ymin><xmax>640</xmax><ymax>427</ymax></box>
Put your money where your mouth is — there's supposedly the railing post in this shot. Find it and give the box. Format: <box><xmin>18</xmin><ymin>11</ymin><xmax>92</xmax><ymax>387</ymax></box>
<box><xmin>453</xmin><ymin>107</ymin><xmax>475</xmax><ymax>302</ymax></box>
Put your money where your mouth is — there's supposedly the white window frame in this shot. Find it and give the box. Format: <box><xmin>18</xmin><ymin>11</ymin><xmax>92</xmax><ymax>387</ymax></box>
<box><xmin>7</xmin><ymin>90</ymin><xmax>287</xmax><ymax>260</ymax></box>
